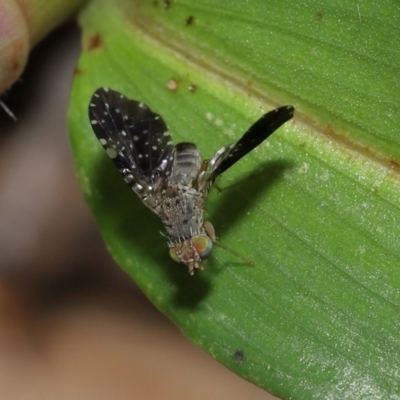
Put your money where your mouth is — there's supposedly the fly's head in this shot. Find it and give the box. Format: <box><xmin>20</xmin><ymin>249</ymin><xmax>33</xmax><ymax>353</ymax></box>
<box><xmin>169</xmin><ymin>234</ymin><xmax>213</xmax><ymax>275</ymax></box>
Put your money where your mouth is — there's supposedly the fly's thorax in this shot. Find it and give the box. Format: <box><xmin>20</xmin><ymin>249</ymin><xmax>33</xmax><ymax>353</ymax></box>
<box><xmin>159</xmin><ymin>184</ymin><xmax>205</xmax><ymax>239</ymax></box>
<box><xmin>169</xmin><ymin>233</ymin><xmax>213</xmax><ymax>275</ymax></box>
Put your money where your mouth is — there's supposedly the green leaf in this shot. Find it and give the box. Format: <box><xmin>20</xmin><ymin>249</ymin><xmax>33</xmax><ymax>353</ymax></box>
<box><xmin>68</xmin><ymin>0</ymin><xmax>400</xmax><ymax>398</ymax></box>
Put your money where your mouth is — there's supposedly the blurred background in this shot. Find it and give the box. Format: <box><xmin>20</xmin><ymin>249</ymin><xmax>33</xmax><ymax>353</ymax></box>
<box><xmin>0</xmin><ymin>23</ymin><xmax>277</xmax><ymax>399</ymax></box>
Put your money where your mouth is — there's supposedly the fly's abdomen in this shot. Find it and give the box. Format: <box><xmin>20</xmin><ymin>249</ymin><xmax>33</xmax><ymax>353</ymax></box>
<box><xmin>171</xmin><ymin>142</ymin><xmax>201</xmax><ymax>186</ymax></box>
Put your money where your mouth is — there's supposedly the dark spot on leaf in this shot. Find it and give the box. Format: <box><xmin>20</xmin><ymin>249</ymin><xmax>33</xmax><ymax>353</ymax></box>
<box><xmin>163</xmin><ymin>0</ymin><xmax>170</xmax><ymax>9</ymax></box>
<box><xmin>185</xmin><ymin>16</ymin><xmax>194</xmax><ymax>25</ymax></box>
<box><xmin>316</xmin><ymin>11</ymin><xmax>323</xmax><ymax>20</ymax></box>
<box><xmin>188</xmin><ymin>84</ymin><xmax>197</xmax><ymax>93</ymax></box>
<box><xmin>74</xmin><ymin>68</ymin><xmax>82</xmax><ymax>76</ymax></box>
<box><xmin>233</xmin><ymin>349</ymin><xmax>246</xmax><ymax>362</ymax></box>
<box><xmin>87</xmin><ymin>33</ymin><xmax>102</xmax><ymax>50</ymax></box>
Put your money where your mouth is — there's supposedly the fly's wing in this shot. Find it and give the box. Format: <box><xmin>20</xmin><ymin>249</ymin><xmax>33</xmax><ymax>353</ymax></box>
<box><xmin>205</xmin><ymin>105</ymin><xmax>294</xmax><ymax>186</ymax></box>
<box><xmin>88</xmin><ymin>87</ymin><xmax>174</xmax><ymax>208</ymax></box>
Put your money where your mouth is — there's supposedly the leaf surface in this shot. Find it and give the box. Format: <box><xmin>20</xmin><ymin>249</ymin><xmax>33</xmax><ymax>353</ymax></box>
<box><xmin>68</xmin><ymin>1</ymin><xmax>400</xmax><ymax>398</ymax></box>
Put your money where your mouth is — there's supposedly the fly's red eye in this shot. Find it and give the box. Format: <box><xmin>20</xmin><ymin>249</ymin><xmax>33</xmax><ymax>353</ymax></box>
<box><xmin>192</xmin><ymin>235</ymin><xmax>213</xmax><ymax>260</ymax></box>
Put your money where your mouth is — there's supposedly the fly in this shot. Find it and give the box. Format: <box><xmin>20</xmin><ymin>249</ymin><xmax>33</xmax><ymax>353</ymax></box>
<box><xmin>89</xmin><ymin>87</ymin><xmax>294</xmax><ymax>275</ymax></box>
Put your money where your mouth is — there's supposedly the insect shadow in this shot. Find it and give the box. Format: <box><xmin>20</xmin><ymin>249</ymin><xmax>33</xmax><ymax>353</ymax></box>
<box><xmin>169</xmin><ymin>158</ymin><xmax>293</xmax><ymax>308</ymax></box>
<box><xmin>93</xmin><ymin>154</ymin><xmax>292</xmax><ymax>309</ymax></box>
<box><xmin>195</xmin><ymin>160</ymin><xmax>292</xmax><ymax>274</ymax></box>
<box><xmin>204</xmin><ymin>158</ymin><xmax>293</xmax><ymax>267</ymax></box>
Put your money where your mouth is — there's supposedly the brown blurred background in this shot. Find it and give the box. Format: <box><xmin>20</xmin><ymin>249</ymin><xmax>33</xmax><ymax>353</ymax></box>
<box><xmin>0</xmin><ymin>24</ymin><xmax>277</xmax><ymax>400</ymax></box>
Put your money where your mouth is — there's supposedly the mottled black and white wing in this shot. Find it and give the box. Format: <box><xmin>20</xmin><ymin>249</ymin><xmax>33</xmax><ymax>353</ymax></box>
<box><xmin>206</xmin><ymin>105</ymin><xmax>294</xmax><ymax>185</ymax></box>
<box><xmin>88</xmin><ymin>87</ymin><xmax>174</xmax><ymax>207</ymax></box>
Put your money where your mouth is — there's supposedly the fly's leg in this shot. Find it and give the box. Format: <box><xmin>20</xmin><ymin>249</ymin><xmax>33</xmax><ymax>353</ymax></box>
<box><xmin>203</xmin><ymin>221</ymin><xmax>255</xmax><ymax>266</ymax></box>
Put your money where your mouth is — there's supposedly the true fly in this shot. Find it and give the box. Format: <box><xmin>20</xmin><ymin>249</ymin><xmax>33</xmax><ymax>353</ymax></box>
<box><xmin>89</xmin><ymin>87</ymin><xmax>294</xmax><ymax>275</ymax></box>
